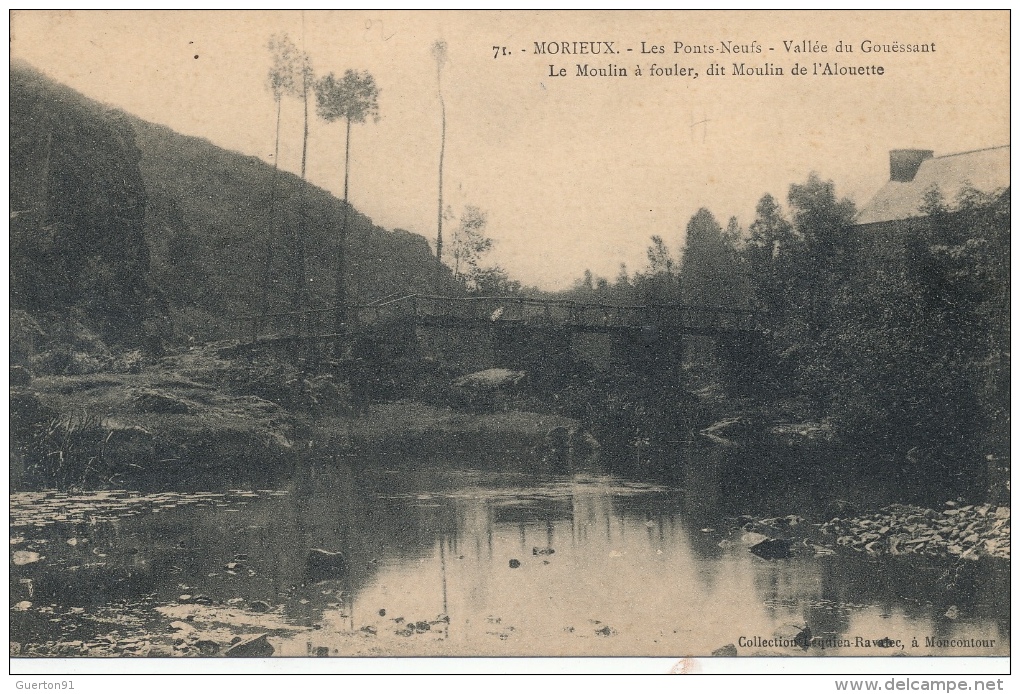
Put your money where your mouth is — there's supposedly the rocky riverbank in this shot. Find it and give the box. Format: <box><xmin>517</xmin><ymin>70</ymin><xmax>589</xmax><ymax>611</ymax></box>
<box><xmin>731</xmin><ymin>501</ymin><xmax>1010</xmax><ymax>563</ymax></box>
<box><xmin>10</xmin><ymin>342</ymin><xmax>591</xmax><ymax>491</ymax></box>
<box><xmin>821</xmin><ymin>502</ymin><xmax>1010</xmax><ymax>561</ymax></box>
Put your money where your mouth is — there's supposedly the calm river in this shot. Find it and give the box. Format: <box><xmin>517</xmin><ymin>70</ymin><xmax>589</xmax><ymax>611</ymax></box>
<box><xmin>9</xmin><ymin>453</ymin><xmax>1010</xmax><ymax>658</ymax></box>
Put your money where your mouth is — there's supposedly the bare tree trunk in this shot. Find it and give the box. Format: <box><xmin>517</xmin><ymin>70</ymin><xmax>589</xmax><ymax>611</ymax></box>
<box><xmin>334</xmin><ymin>117</ymin><xmax>352</xmax><ymax>337</ymax></box>
<box><xmin>435</xmin><ymin>82</ymin><xmax>446</xmax><ymax>293</ymax></box>
<box><xmin>256</xmin><ymin>98</ymin><xmax>282</xmax><ymax>341</ymax></box>
<box><xmin>292</xmin><ymin>70</ymin><xmax>310</xmax><ymax>342</ymax></box>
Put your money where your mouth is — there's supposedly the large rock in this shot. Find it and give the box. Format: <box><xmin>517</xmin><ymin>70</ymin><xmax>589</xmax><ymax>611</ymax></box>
<box><xmin>305</xmin><ymin>548</ymin><xmax>349</xmax><ymax>581</ymax></box>
<box><xmin>749</xmin><ymin>538</ymin><xmax>793</xmax><ymax>560</ymax></box>
<box><xmin>452</xmin><ymin>368</ymin><xmax>526</xmax><ymax>391</ymax></box>
<box><xmin>223</xmin><ymin>633</ymin><xmax>273</xmax><ymax>658</ymax></box>
<box><xmin>450</xmin><ymin>368</ymin><xmax>527</xmax><ymax>412</ymax></box>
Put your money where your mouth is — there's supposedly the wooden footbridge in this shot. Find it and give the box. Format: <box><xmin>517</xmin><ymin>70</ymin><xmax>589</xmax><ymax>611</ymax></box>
<box><xmin>241</xmin><ymin>294</ymin><xmax>757</xmax><ymax>347</ymax></box>
<box><xmin>232</xmin><ymin>294</ymin><xmax>759</xmax><ymax>379</ymax></box>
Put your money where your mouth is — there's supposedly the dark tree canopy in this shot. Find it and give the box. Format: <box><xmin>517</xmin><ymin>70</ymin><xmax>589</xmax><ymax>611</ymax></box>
<box><xmin>678</xmin><ymin>208</ymin><xmax>746</xmax><ymax>308</ymax></box>
<box><xmin>315</xmin><ymin>70</ymin><xmax>381</xmax><ymax>125</ymax></box>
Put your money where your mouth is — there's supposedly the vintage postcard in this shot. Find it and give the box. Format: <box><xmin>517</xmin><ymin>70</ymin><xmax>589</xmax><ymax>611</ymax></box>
<box><xmin>9</xmin><ymin>10</ymin><xmax>1009</xmax><ymax>676</ymax></box>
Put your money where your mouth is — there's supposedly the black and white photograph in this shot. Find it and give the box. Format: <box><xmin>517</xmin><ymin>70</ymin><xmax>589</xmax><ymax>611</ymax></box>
<box><xmin>8</xmin><ymin>9</ymin><xmax>1010</xmax><ymax>676</ymax></box>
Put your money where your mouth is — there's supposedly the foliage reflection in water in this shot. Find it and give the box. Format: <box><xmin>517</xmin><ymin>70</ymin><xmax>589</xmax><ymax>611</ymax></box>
<box><xmin>9</xmin><ymin>459</ymin><xmax>1009</xmax><ymax>657</ymax></box>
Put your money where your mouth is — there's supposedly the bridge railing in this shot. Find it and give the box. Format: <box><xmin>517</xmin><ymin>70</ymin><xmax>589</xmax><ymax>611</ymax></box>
<box><xmin>413</xmin><ymin>295</ymin><xmax>572</xmax><ymax>324</ymax></box>
<box><xmin>409</xmin><ymin>296</ymin><xmax>756</xmax><ymax>332</ymax></box>
<box><xmin>239</xmin><ymin>294</ymin><xmax>758</xmax><ymax>344</ymax></box>
<box><xmin>354</xmin><ymin>294</ymin><xmax>418</xmax><ymax>325</ymax></box>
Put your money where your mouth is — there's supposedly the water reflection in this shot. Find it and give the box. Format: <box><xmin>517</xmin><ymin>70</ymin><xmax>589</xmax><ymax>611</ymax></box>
<box><xmin>9</xmin><ymin>456</ymin><xmax>1009</xmax><ymax>657</ymax></box>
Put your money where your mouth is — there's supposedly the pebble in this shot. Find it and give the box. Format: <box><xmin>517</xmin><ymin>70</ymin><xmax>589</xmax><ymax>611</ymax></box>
<box><xmin>13</xmin><ymin>551</ymin><xmax>41</xmax><ymax>566</ymax></box>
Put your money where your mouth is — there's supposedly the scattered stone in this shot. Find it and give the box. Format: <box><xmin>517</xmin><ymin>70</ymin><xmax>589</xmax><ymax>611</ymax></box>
<box><xmin>712</xmin><ymin>643</ymin><xmax>738</xmax><ymax>657</ymax></box>
<box><xmin>360</xmin><ymin>626</ymin><xmax>378</xmax><ymax>636</ymax></box>
<box><xmin>195</xmin><ymin>640</ymin><xmax>220</xmax><ymax>656</ymax></box>
<box><xmin>312</xmin><ymin>646</ymin><xmax>329</xmax><ymax>657</ymax></box>
<box><xmin>821</xmin><ymin>503</ymin><xmax>1010</xmax><ymax>560</ymax></box>
<box><xmin>740</xmin><ymin>532</ymin><xmax>769</xmax><ymax>546</ymax></box>
<box><xmin>945</xmin><ymin>605</ymin><xmax>959</xmax><ymax>620</ymax></box>
<box><xmin>794</xmin><ymin>625</ymin><xmax>812</xmax><ymax>651</ymax></box>
<box><xmin>378</xmin><ymin>609</ymin><xmax>386</xmax><ymax>617</ymax></box>
<box><xmin>594</xmin><ymin>625</ymin><xmax>615</xmax><ymax>637</ymax></box>
<box><xmin>305</xmin><ymin>548</ymin><xmax>348</xmax><ymax>580</ymax></box>
<box><xmin>13</xmin><ymin>550</ymin><xmax>42</xmax><ymax>566</ymax></box>
<box><xmin>532</xmin><ymin>547</ymin><xmax>555</xmax><ymax>556</ymax></box>
<box><xmin>223</xmin><ymin>633</ymin><xmax>273</xmax><ymax>658</ymax></box>
<box><xmin>508</xmin><ymin>559</ymin><xmax>521</xmax><ymax>569</ymax></box>
<box><xmin>749</xmin><ymin>538</ymin><xmax>793</xmax><ymax>560</ymax></box>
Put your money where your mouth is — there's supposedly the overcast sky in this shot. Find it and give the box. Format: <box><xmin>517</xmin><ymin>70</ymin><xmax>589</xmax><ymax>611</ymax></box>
<box><xmin>10</xmin><ymin>10</ymin><xmax>1009</xmax><ymax>290</ymax></box>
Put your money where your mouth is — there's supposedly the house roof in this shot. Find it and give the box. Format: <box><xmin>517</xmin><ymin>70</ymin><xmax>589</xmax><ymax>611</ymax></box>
<box><xmin>856</xmin><ymin>145</ymin><xmax>1010</xmax><ymax>225</ymax></box>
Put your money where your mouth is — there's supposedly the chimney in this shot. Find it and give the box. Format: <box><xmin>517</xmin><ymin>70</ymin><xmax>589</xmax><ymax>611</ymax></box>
<box><xmin>889</xmin><ymin>149</ymin><xmax>934</xmax><ymax>182</ymax></box>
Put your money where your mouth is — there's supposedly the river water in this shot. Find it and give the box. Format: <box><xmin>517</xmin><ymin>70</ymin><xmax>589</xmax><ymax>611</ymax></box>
<box><xmin>9</xmin><ymin>452</ymin><xmax>1010</xmax><ymax>658</ymax></box>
